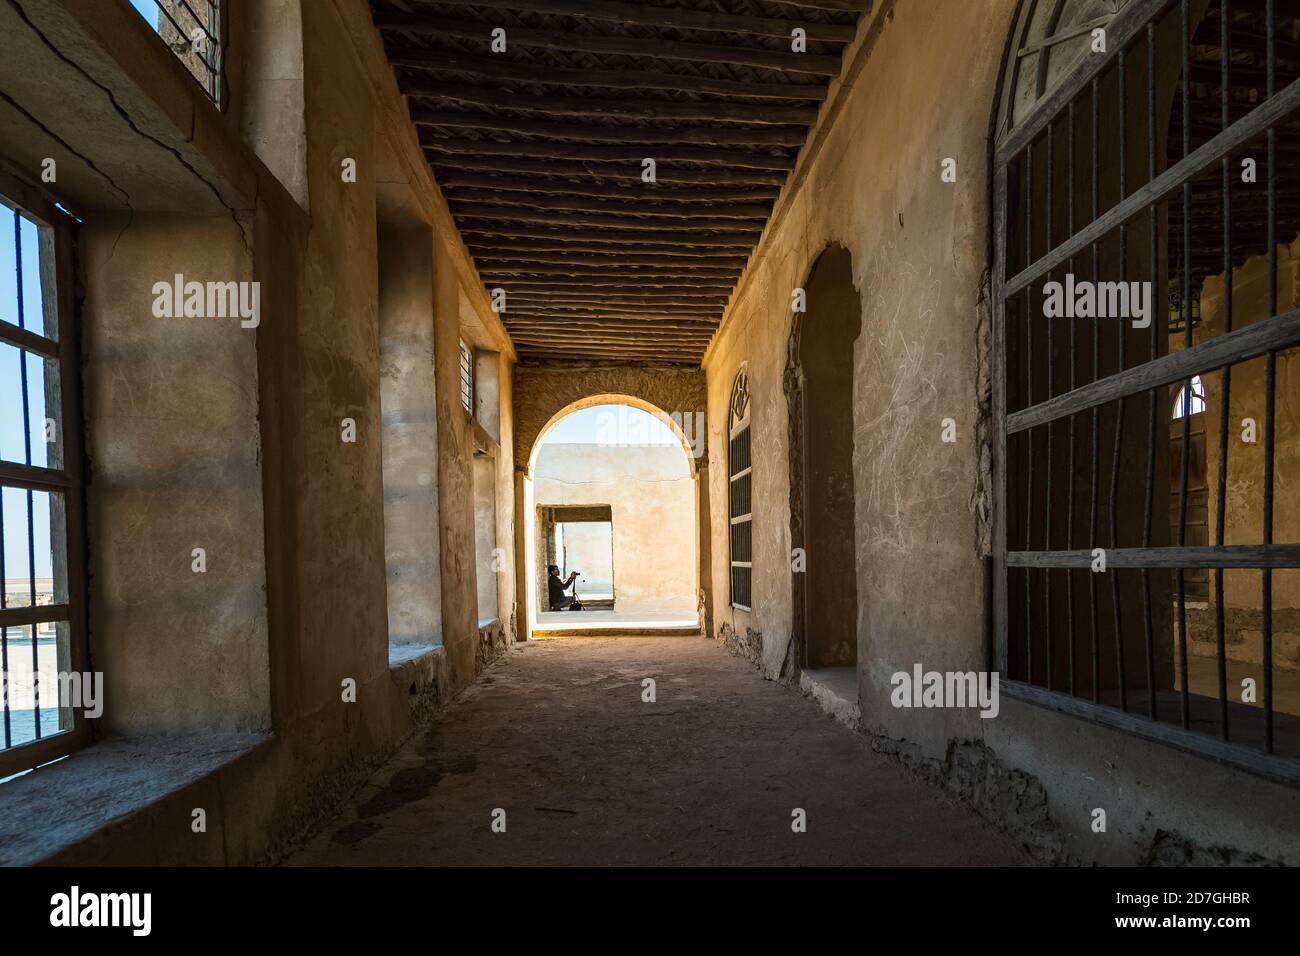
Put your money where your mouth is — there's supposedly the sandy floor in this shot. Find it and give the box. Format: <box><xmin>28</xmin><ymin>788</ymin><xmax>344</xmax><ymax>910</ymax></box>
<box><xmin>285</xmin><ymin>637</ymin><xmax>1029</xmax><ymax>866</ymax></box>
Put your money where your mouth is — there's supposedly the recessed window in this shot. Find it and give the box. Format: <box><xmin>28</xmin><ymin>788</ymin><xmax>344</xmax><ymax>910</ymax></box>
<box><xmin>128</xmin><ymin>0</ymin><xmax>224</xmax><ymax>108</ymax></box>
<box><xmin>728</xmin><ymin>367</ymin><xmax>752</xmax><ymax>612</ymax></box>
<box><xmin>0</xmin><ymin>188</ymin><xmax>88</xmax><ymax>778</ymax></box>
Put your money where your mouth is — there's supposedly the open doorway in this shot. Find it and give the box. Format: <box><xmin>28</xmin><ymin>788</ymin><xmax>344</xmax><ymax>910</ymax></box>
<box><xmin>539</xmin><ymin>505</ymin><xmax>614</xmax><ymax>609</ymax></box>
<box><xmin>528</xmin><ymin>402</ymin><xmax>700</xmax><ymax>636</ymax></box>
<box><xmin>788</xmin><ymin>245</ymin><xmax>862</xmax><ymax>683</ymax></box>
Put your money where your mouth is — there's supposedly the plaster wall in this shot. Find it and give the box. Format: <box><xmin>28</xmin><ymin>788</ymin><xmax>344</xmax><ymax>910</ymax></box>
<box><xmin>378</xmin><ymin>226</ymin><xmax>443</xmax><ymax>647</ymax></box>
<box><xmin>705</xmin><ymin>0</ymin><xmax>1004</xmax><ymax>748</ymax></box>
<box><xmin>81</xmin><ymin>213</ymin><xmax>271</xmax><ymax>735</ymax></box>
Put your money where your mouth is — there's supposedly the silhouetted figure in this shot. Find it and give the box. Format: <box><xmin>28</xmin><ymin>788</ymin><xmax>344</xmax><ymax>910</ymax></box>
<box><xmin>547</xmin><ymin>564</ymin><xmax>583</xmax><ymax>611</ymax></box>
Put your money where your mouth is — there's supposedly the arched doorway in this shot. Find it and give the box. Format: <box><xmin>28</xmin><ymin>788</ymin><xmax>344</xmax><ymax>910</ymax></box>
<box><xmin>787</xmin><ymin>245</ymin><xmax>862</xmax><ymax>671</ymax></box>
<box><xmin>521</xmin><ymin>396</ymin><xmax>703</xmax><ymax>637</ymax></box>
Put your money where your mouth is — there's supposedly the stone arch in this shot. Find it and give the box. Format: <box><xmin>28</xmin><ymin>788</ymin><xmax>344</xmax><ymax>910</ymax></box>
<box><xmin>526</xmin><ymin>393</ymin><xmax>700</xmax><ymax>479</ymax></box>
<box><xmin>512</xmin><ymin>365</ymin><xmax>707</xmax><ymax>476</ymax></box>
<box><xmin>511</xmin><ymin>367</ymin><xmax>712</xmax><ymax>641</ymax></box>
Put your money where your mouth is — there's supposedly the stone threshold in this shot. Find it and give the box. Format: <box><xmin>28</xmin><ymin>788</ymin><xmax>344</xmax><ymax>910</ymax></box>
<box><xmin>800</xmin><ymin>666</ymin><xmax>861</xmax><ymax>731</ymax></box>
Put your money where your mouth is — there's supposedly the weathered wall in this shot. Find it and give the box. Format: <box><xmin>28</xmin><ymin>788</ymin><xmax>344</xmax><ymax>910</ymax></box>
<box><xmin>473</xmin><ymin>453</ymin><xmax>498</xmax><ymax>621</ymax></box>
<box><xmin>706</xmin><ymin>0</ymin><xmax>1001</xmax><ymax>727</ymax></box>
<box><xmin>552</xmin><ymin>520</ymin><xmax>614</xmax><ymax>597</ymax></box>
<box><xmin>81</xmin><ymin>213</ymin><xmax>271</xmax><ymax>735</ymax></box>
<box><xmin>534</xmin><ymin>443</ymin><xmax>696</xmax><ymax>614</ymax></box>
<box><xmin>0</xmin><ymin>0</ymin><xmax>517</xmax><ymax>864</ymax></box>
<box><xmin>1193</xmin><ymin>242</ymin><xmax>1300</xmax><ymax>672</ymax></box>
<box><xmin>378</xmin><ymin>225</ymin><xmax>443</xmax><ymax>647</ymax></box>
<box><xmin>702</xmin><ymin>0</ymin><xmax>1298</xmax><ymax>865</ymax></box>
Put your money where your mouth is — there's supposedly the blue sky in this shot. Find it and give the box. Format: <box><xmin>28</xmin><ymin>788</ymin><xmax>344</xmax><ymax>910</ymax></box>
<box><xmin>1</xmin><ymin>208</ymin><xmax>54</xmax><ymax>584</ymax></box>
<box><xmin>128</xmin><ymin>0</ymin><xmax>160</xmax><ymax>30</ymax></box>
<box><xmin>543</xmin><ymin>404</ymin><xmax>678</xmax><ymax>445</ymax></box>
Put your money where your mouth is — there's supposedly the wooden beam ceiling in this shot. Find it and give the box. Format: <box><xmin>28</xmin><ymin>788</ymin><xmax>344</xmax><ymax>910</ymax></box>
<box><xmin>372</xmin><ymin>0</ymin><xmax>869</xmax><ymax>363</ymax></box>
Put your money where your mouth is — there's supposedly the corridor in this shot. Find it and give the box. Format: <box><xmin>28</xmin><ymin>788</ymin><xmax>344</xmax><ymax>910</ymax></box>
<box><xmin>286</xmin><ymin>637</ymin><xmax>1027</xmax><ymax>867</ymax></box>
<box><xmin>0</xmin><ymin>0</ymin><xmax>1297</xmax><ymax>876</ymax></box>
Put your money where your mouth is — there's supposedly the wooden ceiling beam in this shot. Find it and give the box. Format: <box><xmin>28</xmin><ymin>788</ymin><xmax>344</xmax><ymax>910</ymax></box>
<box><xmin>506</xmin><ymin>324</ymin><xmax>716</xmax><ymax>336</ymax></box>
<box><xmin>423</xmin><ymin>138</ymin><xmax>794</xmax><ymax>171</ymax></box>
<box><xmin>399</xmin><ymin>0</ymin><xmax>858</xmax><ymax>42</ymax></box>
<box><xmin>504</xmin><ymin>283</ymin><xmax>728</xmax><ymax>295</ymax></box>
<box><xmin>413</xmin><ymin>108</ymin><xmax>805</xmax><ymax>147</ymax></box>
<box><xmin>429</xmin><ymin>155</ymin><xmax>785</xmax><ymax>185</ymax></box>
<box><xmin>472</xmin><ymin>256</ymin><xmax>745</xmax><ymax>272</ymax></box>
<box><xmin>447</xmin><ymin>190</ymin><xmax>772</xmax><ymax>219</ymax></box>
<box><xmin>465</xmin><ymin>238</ymin><xmax>750</xmax><ymax>257</ymax></box>
<box><xmin>480</xmin><ymin>273</ymin><xmax>736</xmax><ymax>286</ymax></box>
<box><xmin>505</xmin><ymin>306</ymin><xmax>720</xmax><ymax>319</ymax></box>
<box><xmin>438</xmin><ymin>173</ymin><xmax>779</xmax><ymax>203</ymax></box>
<box><xmin>404</xmin><ymin>81</ymin><xmax>820</xmax><ymax>126</ymax></box>
<box><xmin>457</xmin><ymin>206</ymin><xmax>765</xmax><ymax>231</ymax></box>
<box><xmin>488</xmin><ymin>280</ymin><xmax>735</xmax><ymax>291</ymax></box>
<box><xmin>459</xmin><ymin>225</ymin><xmax>757</xmax><ymax>246</ymax></box>
<box><xmin>510</xmin><ymin>330</ymin><xmax>715</xmax><ymax>342</ymax></box>
<box><xmin>507</xmin><ymin>299</ymin><xmax>729</xmax><ymax>311</ymax></box>
<box><xmin>764</xmin><ymin>0</ymin><xmax>873</xmax><ymax>12</ymax></box>
<box><xmin>375</xmin><ymin>14</ymin><xmax>843</xmax><ymax>74</ymax></box>
<box><xmin>516</xmin><ymin>357</ymin><xmax>702</xmax><ymax>368</ymax></box>
<box><xmin>514</xmin><ymin>346</ymin><xmax>703</xmax><ymax>359</ymax></box>
<box><xmin>505</xmin><ymin>319</ymin><xmax>718</xmax><ymax>331</ymax></box>
<box><xmin>501</xmin><ymin>316</ymin><xmax>722</xmax><ymax>327</ymax></box>
<box><xmin>388</xmin><ymin>47</ymin><xmax>828</xmax><ymax>99</ymax></box>
<box><xmin>482</xmin><ymin>261</ymin><xmax>737</xmax><ymax>272</ymax></box>
<box><xmin>511</xmin><ymin>339</ymin><xmax>710</xmax><ymax>349</ymax></box>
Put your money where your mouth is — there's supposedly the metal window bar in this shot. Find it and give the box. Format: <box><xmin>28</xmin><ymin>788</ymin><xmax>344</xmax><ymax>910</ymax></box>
<box><xmin>729</xmin><ymin>368</ymin><xmax>752</xmax><ymax>611</ymax></box>
<box><xmin>729</xmin><ymin>425</ymin><xmax>752</xmax><ymax>611</ymax></box>
<box><xmin>459</xmin><ymin>341</ymin><xmax>473</xmax><ymax>415</ymax></box>
<box><xmin>0</xmin><ymin>175</ymin><xmax>89</xmax><ymax>778</ymax></box>
<box><xmin>132</xmin><ymin>0</ymin><xmax>224</xmax><ymax>108</ymax></box>
<box><xmin>993</xmin><ymin>0</ymin><xmax>1300</xmax><ymax>782</ymax></box>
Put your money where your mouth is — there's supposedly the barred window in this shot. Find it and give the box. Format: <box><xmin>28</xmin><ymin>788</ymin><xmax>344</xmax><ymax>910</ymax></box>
<box><xmin>459</xmin><ymin>340</ymin><xmax>474</xmax><ymax>415</ymax></box>
<box><xmin>728</xmin><ymin>366</ymin><xmax>752</xmax><ymax>611</ymax></box>
<box><xmin>0</xmin><ymin>179</ymin><xmax>88</xmax><ymax>779</ymax></box>
<box><xmin>129</xmin><ymin>0</ymin><xmax>225</xmax><ymax>108</ymax></box>
<box><xmin>993</xmin><ymin>0</ymin><xmax>1300</xmax><ymax>778</ymax></box>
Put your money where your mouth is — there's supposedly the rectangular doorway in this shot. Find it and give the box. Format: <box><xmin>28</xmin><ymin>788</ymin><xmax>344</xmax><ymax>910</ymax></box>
<box><xmin>538</xmin><ymin>505</ymin><xmax>613</xmax><ymax>610</ymax></box>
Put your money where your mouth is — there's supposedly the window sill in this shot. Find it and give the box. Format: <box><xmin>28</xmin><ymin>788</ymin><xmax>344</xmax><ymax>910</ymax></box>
<box><xmin>388</xmin><ymin>642</ymin><xmax>442</xmax><ymax>669</ymax></box>
<box><xmin>0</xmin><ymin>731</ymin><xmax>269</xmax><ymax>866</ymax></box>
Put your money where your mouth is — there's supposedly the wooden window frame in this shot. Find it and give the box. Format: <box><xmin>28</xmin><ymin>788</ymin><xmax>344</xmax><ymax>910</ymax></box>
<box><xmin>0</xmin><ymin>169</ymin><xmax>91</xmax><ymax>781</ymax></box>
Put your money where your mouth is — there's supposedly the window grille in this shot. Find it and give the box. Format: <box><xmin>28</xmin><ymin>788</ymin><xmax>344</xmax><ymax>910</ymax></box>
<box><xmin>992</xmin><ymin>0</ymin><xmax>1300</xmax><ymax>780</ymax></box>
<box><xmin>729</xmin><ymin>366</ymin><xmax>752</xmax><ymax>611</ymax></box>
<box><xmin>459</xmin><ymin>340</ymin><xmax>474</xmax><ymax>415</ymax></box>
<box><xmin>129</xmin><ymin>0</ymin><xmax>224</xmax><ymax>108</ymax></box>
